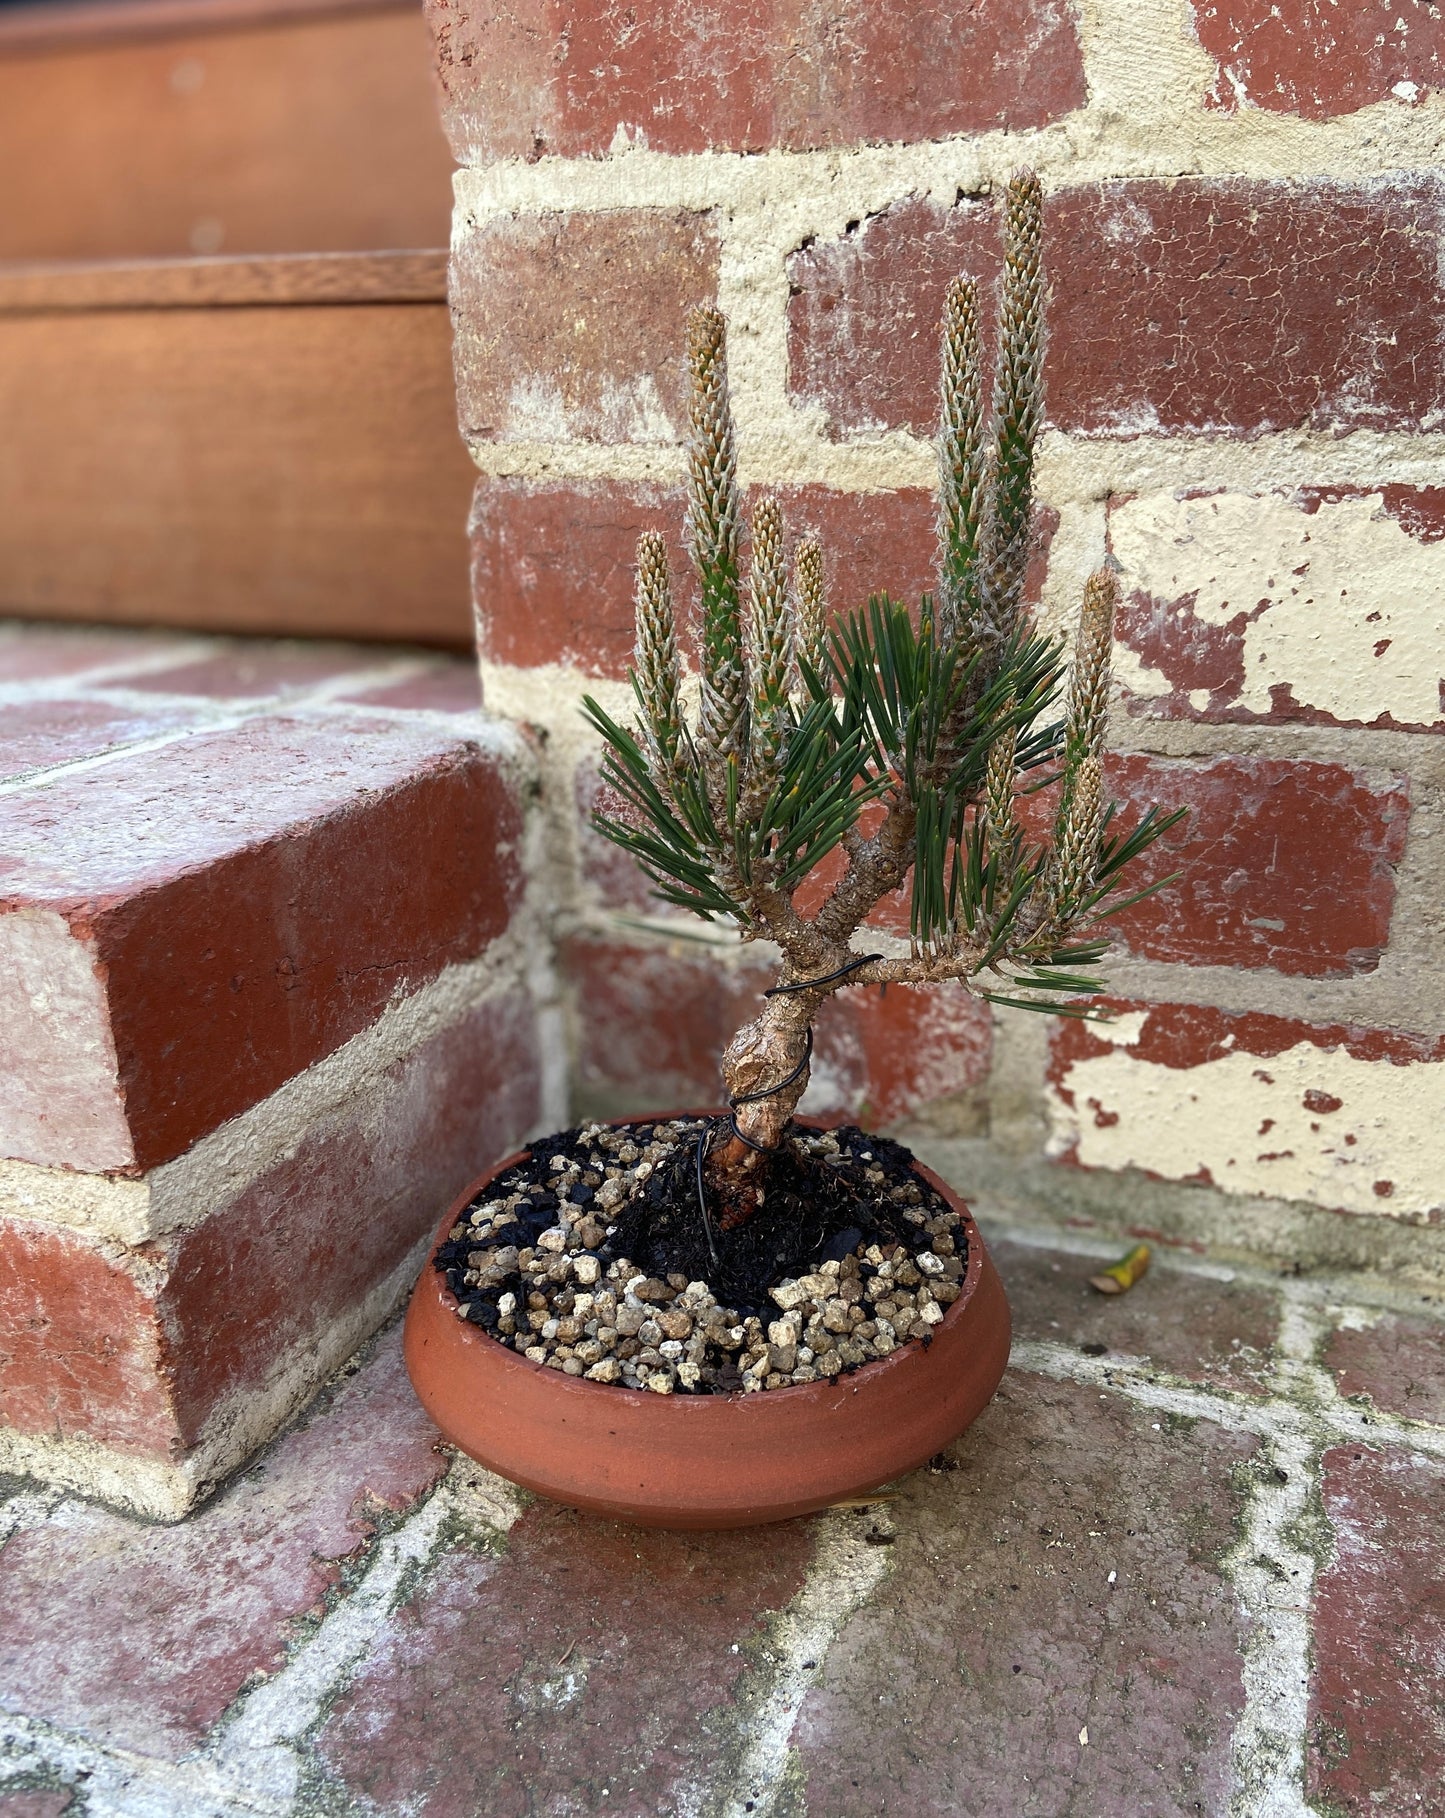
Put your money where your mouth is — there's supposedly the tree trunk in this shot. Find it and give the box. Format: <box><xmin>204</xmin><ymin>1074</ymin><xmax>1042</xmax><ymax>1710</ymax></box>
<box><xmin>706</xmin><ymin>989</ymin><xmax>815</xmax><ymax>1226</ymax></box>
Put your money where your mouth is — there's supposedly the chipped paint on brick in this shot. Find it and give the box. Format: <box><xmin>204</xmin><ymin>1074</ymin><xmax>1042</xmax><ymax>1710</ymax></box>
<box><xmin>1048</xmin><ymin>1004</ymin><xmax>1445</xmax><ymax>1221</ymax></box>
<box><xmin>1110</xmin><ymin>489</ymin><xmax>1445</xmax><ymax>730</ymax></box>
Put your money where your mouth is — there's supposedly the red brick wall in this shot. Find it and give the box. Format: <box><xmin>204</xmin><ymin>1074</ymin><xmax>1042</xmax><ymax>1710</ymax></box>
<box><xmin>432</xmin><ymin>0</ymin><xmax>1445</xmax><ymax>1248</ymax></box>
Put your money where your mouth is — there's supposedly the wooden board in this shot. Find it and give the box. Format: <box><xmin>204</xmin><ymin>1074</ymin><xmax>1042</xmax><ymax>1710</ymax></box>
<box><xmin>0</xmin><ymin>0</ymin><xmax>409</xmax><ymax>53</ymax></box>
<box><xmin>0</xmin><ymin>250</ymin><xmax>449</xmax><ymax>313</ymax></box>
<box><xmin>0</xmin><ymin>256</ymin><xmax>478</xmax><ymax>647</ymax></box>
<box><xmin>0</xmin><ymin>2</ymin><xmax>454</xmax><ymax>262</ymax></box>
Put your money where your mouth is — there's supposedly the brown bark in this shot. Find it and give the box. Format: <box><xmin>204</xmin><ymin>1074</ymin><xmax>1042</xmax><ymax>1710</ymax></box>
<box><xmin>707</xmin><ymin>988</ymin><xmax>815</xmax><ymax>1223</ymax></box>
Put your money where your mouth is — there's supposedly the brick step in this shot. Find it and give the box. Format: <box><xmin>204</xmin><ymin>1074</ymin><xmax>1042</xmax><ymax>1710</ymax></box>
<box><xmin>0</xmin><ymin>249</ymin><xmax>478</xmax><ymax>644</ymax></box>
<box><xmin>0</xmin><ymin>619</ymin><xmax>546</xmax><ymax>1516</ymax></box>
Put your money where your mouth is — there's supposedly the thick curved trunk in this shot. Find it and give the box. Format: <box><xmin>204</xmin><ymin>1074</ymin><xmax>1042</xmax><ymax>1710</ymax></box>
<box><xmin>706</xmin><ymin>991</ymin><xmax>815</xmax><ymax>1224</ymax></box>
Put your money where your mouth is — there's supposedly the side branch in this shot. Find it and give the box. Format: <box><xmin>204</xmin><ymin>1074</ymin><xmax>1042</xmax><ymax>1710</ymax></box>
<box><xmin>810</xmin><ymin>794</ymin><xmax>916</xmax><ymax>949</ymax></box>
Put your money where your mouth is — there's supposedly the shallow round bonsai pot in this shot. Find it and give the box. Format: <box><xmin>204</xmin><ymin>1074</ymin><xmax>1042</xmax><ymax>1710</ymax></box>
<box><xmin>404</xmin><ymin>1120</ymin><xmax>1011</xmax><ymax>1530</ymax></box>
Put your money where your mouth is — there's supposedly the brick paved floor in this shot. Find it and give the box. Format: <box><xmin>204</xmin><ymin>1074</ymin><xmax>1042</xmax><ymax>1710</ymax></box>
<box><xmin>1</xmin><ymin>1218</ymin><xmax>1440</xmax><ymax>1818</ymax></box>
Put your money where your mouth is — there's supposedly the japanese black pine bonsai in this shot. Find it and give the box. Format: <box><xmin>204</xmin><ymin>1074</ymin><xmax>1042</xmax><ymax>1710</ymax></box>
<box><xmin>584</xmin><ymin>171</ymin><xmax>1181</xmax><ymax>1235</ymax></box>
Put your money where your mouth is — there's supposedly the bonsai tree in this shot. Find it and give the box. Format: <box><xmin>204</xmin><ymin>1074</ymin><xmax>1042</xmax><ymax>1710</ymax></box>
<box><xmin>584</xmin><ymin>171</ymin><xmax>1181</xmax><ymax>1232</ymax></box>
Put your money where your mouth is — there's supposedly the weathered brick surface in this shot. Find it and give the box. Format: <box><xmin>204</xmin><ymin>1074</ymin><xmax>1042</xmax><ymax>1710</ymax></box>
<box><xmin>1090</xmin><ymin>753</ymin><xmax>1410</xmax><ymax>977</ymax></box>
<box><xmin>792</xmin><ymin>1376</ymin><xmax>1255</xmax><ymax>1815</ymax></box>
<box><xmin>788</xmin><ymin>178</ymin><xmax>1445</xmax><ymax>439</ymax></box>
<box><xmin>564</xmin><ymin>935</ymin><xmax>990</xmax><ymax>1127</ymax></box>
<box><xmin>1323</xmin><ymin>1308</ymin><xmax>1445</xmax><ymax>1427</ymax></box>
<box><xmin>0</xmin><ymin>624</ymin><xmax>186</xmax><ymax>684</ymax></box>
<box><xmin>990</xmin><ymin>1231</ymin><xmax>1280</xmax><ymax>1394</ymax></box>
<box><xmin>1193</xmin><ymin>0</ymin><xmax>1445</xmax><ymax>118</ymax></box>
<box><xmin>0</xmin><ymin>714</ymin><xmax>523</xmax><ymax>1172</ymax></box>
<box><xmin>0</xmin><ymin>986</ymin><xmax>540</xmax><ymax>1457</ymax></box>
<box><xmin>161</xmin><ymin>986</ymin><xmax>540</xmax><ymax>1444</ymax></box>
<box><xmin>0</xmin><ymin>1795</ymin><xmax>72</xmax><ymax>1817</ymax></box>
<box><xmin>314</xmin><ymin>1499</ymin><xmax>815</xmax><ymax>1814</ymax></box>
<box><xmin>1308</xmin><ymin>1445</ymin><xmax>1445</xmax><ymax>1813</ymax></box>
<box><xmin>474</xmin><ymin>478</ymin><xmax>943</xmax><ymax>679</ymax></box>
<box><xmin>336</xmin><ymin>661</ymin><xmax>484</xmax><ymax>715</ymax></box>
<box><xmin>827</xmin><ymin>982</ymin><xmax>992</xmax><ymax>1130</ymax></box>
<box><xmin>453</xmin><ymin>212</ymin><xmax>719</xmax><ymax>446</ymax></box>
<box><xmin>427</xmin><ymin>0</ymin><xmax>1085</xmax><ymax>161</ymax></box>
<box><xmin>564</xmin><ymin>935</ymin><xmax>776</xmax><ymax>1114</ymax></box>
<box><xmin>121</xmin><ymin>645</ymin><xmax>377</xmax><ymax>702</ymax></box>
<box><xmin>789</xmin><ymin>195</ymin><xmax>1003</xmax><ymax>439</ymax></box>
<box><xmin>0</xmin><ymin>1219</ymin><xmax>176</xmax><ymax>1457</ymax></box>
<box><xmin>0</xmin><ymin>1328</ymin><xmax>446</xmax><ymax>1760</ymax></box>
<box><xmin>1110</xmin><ymin>487</ymin><xmax>1445</xmax><ymax>732</ymax></box>
<box><xmin>475</xmin><ymin>478</ymin><xmax>682</xmax><ymax>677</ymax></box>
<box><xmin>1049</xmin><ymin>1002</ymin><xmax>1445</xmax><ymax>1221</ymax></box>
<box><xmin>0</xmin><ymin>698</ymin><xmax>212</xmax><ymax>780</ymax></box>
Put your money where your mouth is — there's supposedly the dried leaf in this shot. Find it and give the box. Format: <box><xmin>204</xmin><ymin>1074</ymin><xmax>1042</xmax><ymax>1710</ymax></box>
<box><xmin>1088</xmin><ymin>1243</ymin><xmax>1151</xmax><ymax>1296</ymax></box>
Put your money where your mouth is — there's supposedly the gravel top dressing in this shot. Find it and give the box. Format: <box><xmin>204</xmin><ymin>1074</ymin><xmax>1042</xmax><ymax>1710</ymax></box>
<box><xmin>434</xmin><ymin>1118</ymin><xmax>969</xmax><ymax>1395</ymax></box>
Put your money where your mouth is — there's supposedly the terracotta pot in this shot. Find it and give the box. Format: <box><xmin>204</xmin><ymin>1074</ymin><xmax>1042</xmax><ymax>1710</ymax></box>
<box><xmin>403</xmin><ymin>1122</ymin><xmax>1011</xmax><ymax>1529</ymax></box>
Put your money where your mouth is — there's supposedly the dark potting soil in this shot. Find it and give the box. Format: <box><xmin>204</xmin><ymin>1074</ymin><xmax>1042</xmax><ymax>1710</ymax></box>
<box><xmin>432</xmin><ymin>1117</ymin><xmax>970</xmax><ymax>1396</ymax></box>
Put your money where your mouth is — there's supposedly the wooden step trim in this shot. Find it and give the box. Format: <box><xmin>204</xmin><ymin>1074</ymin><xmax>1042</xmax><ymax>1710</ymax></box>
<box><xmin>0</xmin><ymin>284</ymin><xmax>477</xmax><ymax>645</ymax></box>
<box><xmin>0</xmin><ymin>0</ymin><xmax>413</xmax><ymax>57</ymax></box>
<box><xmin>0</xmin><ymin>250</ymin><xmax>450</xmax><ymax>315</ymax></box>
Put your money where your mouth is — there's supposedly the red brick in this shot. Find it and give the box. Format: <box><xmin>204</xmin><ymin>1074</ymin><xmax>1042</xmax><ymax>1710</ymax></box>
<box><xmin>563</xmin><ymin>934</ymin><xmax>989</xmax><ymax>1127</ymax></box>
<box><xmin>427</xmin><ymin>0</ymin><xmax>1084</xmax><ymax>160</ymax></box>
<box><xmin>565</xmin><ymin>934</ymin><xmax>775</xmax><ymax>1112</ymax></box>
<box><xmin>0</xmin><ymin>1327</ymin><xmax>446</xmax><ymax>1760</ymax></box>
<box><xmin>474</xmin><ymin>477</ymin><xmax>682</xmax><ymax>678</ymax></box>
<box><xmin>1193</xmin><ymin>0</ymin><xmax>1445</xmax><ymax>118</ymax></box>
<box><xmin>792</xmin><ymin>1376</ymin><xmax>1255</xmax><ymax>1815</ymax></box>
<box><xmin>825</xmin><ymin>982</ymin><xmax>992</xmax><ymax>1128</ymax></box>
<box><xmin>160</xmin><ymin>986</ymin><xmax>541</xmax><ymax>1445</ymax></box>
<box><xmin>121</xmin><ymin>646</ymin><xmax>376</xmax><ymax>701</ymax></box>
<box><xmin>789</xmin><ymin>195</ymin><xmax>1003</xmax><ymax>440</ymax></box>
<box><xmin>788</xmin><ymin>178</ymin><xmax>1445</xmax><ymax>438</ymax></box>
<box><xmin>0</xmin><ymin>624</ymin><xmax>189</xmax><ymax>684</ymax></box>
<box><xmin>337</xmin><ymin>662</ymin><xmax>484</xmax><ymax>714</ymax></box>
<box><xmin>1094</xmin><ymin>753</ymin><xmax>1410</xmax><ymax>977</ymax></box>
<box><xmin>0</xmin><ymin>987</ymin><xmax>540</xmax><ymax>1459</ymax></box>
<box><xmin>1069</xmin><ymin>179</ymin><xmax>1445</xmax><ymax>434</ymax></box>
<box><xmin>453</xmin><ymin>212</ymin><xmax>719</xmax><ymax>446</ymax></box>
<box><xmin>0</xmin><ymin>1220</ymin><xmax>175</xmax><ymax>1457</ymax></box>
<box><xmin>474</xmin><ymin>478</ymin><xmax>943</xmax><ymax>679</ymax></box>
<box><xmin>0</xmin><ymin>1796</ymin><xmax>72</xmax><ymax>1818</ymax></box>
<box><xmin>0</xmin><ymin>715</ymin><xmax>523</xmax><ymax>1171</ymax></box>
<box><xmin>1052</xmin><ymin>1000</ymin><xmax>1445</xmax><ymax>1086</ymax></box>
<box><xmin>991</xmin><ymin>1232</ymin><xmax>1280</xmax><ymax>1394</ymax></box>
<box><xmin>1308</xmin><ymin>1445</ymin><xmax>1445</xmax><ymax>1812</ymax></box>
<box><xmin>315</xmin><ymin>1497</ymin><xmax>815</xmax><ymax>1814</ymax></box>
<box><xmin>1324</xmin><ymin>1309</ymin><xmax>1445</xmax><ymax>1427</ymax></box>
<box><xmin>0</xmin><ymin>697</ymin><xmax>210</xmax><ymax>781</ymax></box>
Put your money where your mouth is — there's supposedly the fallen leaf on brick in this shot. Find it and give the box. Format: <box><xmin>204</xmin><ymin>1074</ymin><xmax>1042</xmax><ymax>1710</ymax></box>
<box><xmin>1088</xmin><ymin>1243</ymin><xmax>1151</xmax><ymax>1296</ymax></box>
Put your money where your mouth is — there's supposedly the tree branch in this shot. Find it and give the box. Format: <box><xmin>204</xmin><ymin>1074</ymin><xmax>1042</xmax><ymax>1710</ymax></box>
<box><xmin>810</xmin><ymin>792</ymin><xmax>916</xmax><ymax>949</ymax></box>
